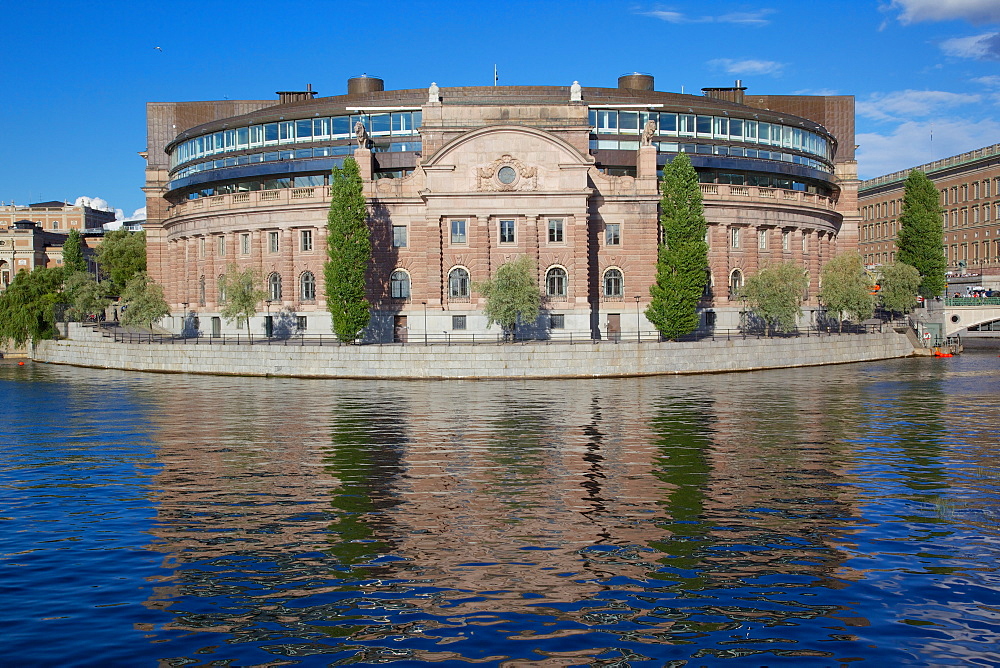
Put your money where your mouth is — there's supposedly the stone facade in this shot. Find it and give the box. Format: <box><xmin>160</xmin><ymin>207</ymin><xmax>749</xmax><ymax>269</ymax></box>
<box><xmin>859</xmin><ymin>143</ymin><xmax>1000</xmax><ymax>280</ymax></box>
<box><xmin>145</xmin><ymin>77</ymin><xmax>858</xmax><ymax>340</ymax></box>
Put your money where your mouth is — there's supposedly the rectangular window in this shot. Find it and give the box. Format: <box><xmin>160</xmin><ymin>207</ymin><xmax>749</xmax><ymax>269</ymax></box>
<box><xmin>802</xmin><ymin>233</ymin><xmax>809</xmax><ymax>253</ymax></box>
<box><xmin>300</xmin><ymin>229</ymin><xmax>313</xmax><ymax>252</ymax></box>
<box><xmin>782</xmin><ymin>230</ymin><xmax>790</xmax><ymax>250</ymax></box>
<box><xmin>268</xmin><ymin>231</ymin><xmax>279</xmax><ymax>253</ymax></box>
<box><xmin>451</xmin><ymin>219</ymin><xmax>467</xmax><ymax>244</ymax></box>
<box><xmin>758</xmin><ymin>229</ymin><xmax>767</xmax><ymax>249</ymax></box>
<box><xmin>452</xmin><ymin>315</ymin><xmax>467</xmax><ymax>330</ymax></box>
<box><xmin>499</xmin><ymin>219</ymin><xmax>515</xmax><ymax>244</ymax></box>
<box><xmin>199</xmin><ymin>237</ymin><xmax>206</xmax><ymax>258</ymax></box>
<box><xmin>240</xmin><ymin>233</ymin><xmax>251</xmax><ymax>255</ymax></box>
<box><xmin>218</xmin><ymin>236</ymin><xmax>226</xmax><ymax>257</ymax></box>
<box><xmin>606</xmin><ymin>223</ymin><xmax>620</xmax><ymax>245</ymax></box>
<box><xmin>297</xmin><ymin>316</ymin><xmax>308</xmax><ymax>331</ymax></box>
<box><xmin>392</xmin><ymin>225</ymin><xmax>407</xmax><ymax>247</ymax></box>
<box><xmin>548</xmin><ymin>218</ymin><xmax>564</xmax><ymax>243</ymax></box>
<box><xmin>549</xmin><ymin>314</ymin><xmax>565</xmax><ymax>329</ymax></box>
<box><xmin>730</xmin><ymin>227</ymin><xmax>740</xmax><ymax>248</ymax></box>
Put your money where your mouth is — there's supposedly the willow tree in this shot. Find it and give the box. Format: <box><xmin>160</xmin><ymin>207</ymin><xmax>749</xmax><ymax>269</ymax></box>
<box><xmin>324</xmin><ymin>157</ymin><xmax>371</xmax><ymax>342</ymax></box>
<box><xmin>476</xmin><ymin>255</ymin><xmax>540</xmax><ymax>340</ymax></box>
<box><xmin>897</xmin><ymin>170</ymin><xmax>945</xmax><ymax>298</ymax></box>
<box><xmin>878</xmin><ymin>262</ymin><xmax>921</xmax><ymax>317</ymax></box>
<box><xmin>645</xmin><ymin>153</ymin><xmax>709</xmax><ymax>340</ymax></box>
<box><xmin>0</xmin><ymin>267</ymin><xmax>65</xmax><ymax>345</ymax></box>
<box><xmin>120</xmin><ymin>272</ymin><xmax>170</xmax><ymax>329</ymax></box>
<box><xmin>742</xmin><ymin>262</ymin><xmax>809</xmax><ymax>335</ymax></box>
<box><xmin>819</xmin><ymin>252</ymin><xmax>875</xmax><ymax>331</ymax></box>
<box><xmin>218</xmin><ymin>264</ymin><xmax>266</xmax><ymax>334</ymax></box>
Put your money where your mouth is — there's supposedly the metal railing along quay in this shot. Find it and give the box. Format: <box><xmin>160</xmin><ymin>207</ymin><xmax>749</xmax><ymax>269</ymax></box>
<box><xmin>100</xmin><ymin>322</ymin><xmax>886</xmax><ymax>346</ymax></box>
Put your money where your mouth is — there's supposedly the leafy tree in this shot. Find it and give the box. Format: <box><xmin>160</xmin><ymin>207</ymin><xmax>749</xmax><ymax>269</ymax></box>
<box><xmin>96</xmin><ymin>229</ymin><xmax>146</xmax><ymax>292</ymax></box>
<box><xmin>476</xmin><ymin>255</ymin><xmax>541</xmax><ymax>339</ymax></box>
<box><xmin>218</xmin><ymin>263</ymin><xmax>266</xmax><ymax>335</ymax></box>
<box><xmin>819</xmin><ymin>252</ymin><xmax>875</xmax><ymax>331</ymax></box>
<box><xmin>896</xmin><ymin>170</ymin><xmax>946</xmax><ymax>298</ymax></box>
<box><xmin>0</xmin><ymin>267</ymin><xmax>65</xmax><ymax>345</ymax></box>
<box><xmin>62</xmin><ymin>229</ymin><xmax>87</xmax><ymax>274</ymax></box>
<box><xmin>324</xmin><ymin>157</ymin><xmax>371</xmax><ymax>343</ymax></box>
<box><xmin>120</xmin><ymin>272</ymin><xmax>170</xmax><ymax>329</ymax></box>
<box><xmin>646</xmin><ymin>153</ymin><xmax>710</xmax><ymax>339</ymax></box>
<box><xmin>63</xmin><ymin>271</ymin><xmax>111</xmax><ymax>322</ymax></box>
<box><xmin>741</xmin><ymin>262</ymin><xmax>809</xmax><ymax>335</ymax></box>
<box><xmin>878</xmin><ymin>262</ymin><xmax>921</xmax><ymax>317</ymax></box>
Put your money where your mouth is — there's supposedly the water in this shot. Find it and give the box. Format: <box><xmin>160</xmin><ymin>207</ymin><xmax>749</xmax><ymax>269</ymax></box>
<box><xmin>2</xmin><ymin>350</ymin><xmax>1000</xmax><ymax>667</ymax></box>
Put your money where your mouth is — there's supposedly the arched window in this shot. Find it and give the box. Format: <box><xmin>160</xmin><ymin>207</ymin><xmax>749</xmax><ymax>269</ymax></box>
<box><xmin>546</xmin><ymin>266</ymin><xmax>567</xmax><ymax>298</ymax></box>
<box><xmin>217</xmin><ymin>275</ymin><xmax>226</xmax><ymax>304</ymax></box>
<box><xmin>268</xmin><ymin>272</ymin><xmax>282</xmax><ymax>301</ymax></box>
<box><xmin>390</xmin><ymin>270</ymin><xmax>410</xmax><ymax>299</ymax></box>
<box><xmin>729</xmin><ymin>269</ymin><xmax>743</xmax><ymax>299</ymax></box>
<box><xmin>603</xmin><ymin>268</ymin><xmax>623</xmax><ymax>298</ymax></box>
<box><xmin>300</xmin><ymin>271</ymin><xmax>316</xmax><ymax>301</ymax></box>
<box><xmin>448</xmin><ymin>267</ymin><xmax>470</xmax><ymax>299</ymax></box>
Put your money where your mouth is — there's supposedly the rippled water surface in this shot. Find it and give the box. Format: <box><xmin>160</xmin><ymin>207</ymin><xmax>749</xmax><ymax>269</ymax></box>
<box><xmin>3</xmin><ymin>350</ymin><xmax>1000</xmax><ymax>666</ymax></box>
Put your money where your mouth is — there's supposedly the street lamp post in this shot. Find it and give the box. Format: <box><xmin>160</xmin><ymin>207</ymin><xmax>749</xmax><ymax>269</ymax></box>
<box><xmin>181</xmin><ymin>302</ymin><xmax>189</xmax><ymax>335</ymax></box>
<box><xmin>634</xmin><ymin>295</ymin><xmax>641</xmax><ymax>342</ymax></box>
<box><xmin>265</xmin><ymin>299</ymin><xmax>272</xmax><ymax>338</ymax></box>
<box><xmin>422</xmin><ymin>301</ymin><xmax>428</xmax><ymax>345</ymax></box>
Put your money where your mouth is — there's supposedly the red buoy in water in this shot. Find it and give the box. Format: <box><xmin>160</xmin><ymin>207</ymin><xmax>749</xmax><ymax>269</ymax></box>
<box><xmin>18</xmin><ymin>361</ymin><xmax>24</xmax><ymax>366</ymax></box>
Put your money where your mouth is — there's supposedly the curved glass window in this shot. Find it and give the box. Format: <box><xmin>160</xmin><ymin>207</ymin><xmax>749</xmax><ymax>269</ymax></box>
<box><xmin>300</xmin><ymin>272</ymin><xmax>316</xmax><ymax>301</ymax></box>
<box><xmin>588</xmin><ymin>109</ymin><xmax>832</xmax><ymax>164</ymax></box>
<box><xmin>268</xmin><ymin>273</ymin><xmax>282</xmax><ymax>301</ymax></box>
<box><xmin>603</xmin><ymin>269</ymin><xmax>623</xmax><ymax>298</ymax></box>
<box><xmin>169</xmin><ymin>111</ymin><xmax>423</xmax><ymax>172</ymax></box>
<box><xmin>546</xmin><ymin>267</ymin><xmax>567</xmax><ymax>298</ymax></box>
<box><xmin>390</xmin><ymin>270</ymin><xmax>410</xmax><ymax>299</ymax></box>
<box><xmin>448</xmin><ymin>268</ymin><xmax>470</xmax><ymax>299</ymax></box>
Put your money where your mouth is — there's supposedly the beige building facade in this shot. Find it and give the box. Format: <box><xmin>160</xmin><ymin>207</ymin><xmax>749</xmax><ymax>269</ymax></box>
<box><xmin>859</xmin><ymin>143</ymin><xmax>1000</xmax><ymax>280</ymax></box>
<box><xmin>145</xmin><ymin>76</ymin><xmax>859</xmax><ymax>340</ymax></box>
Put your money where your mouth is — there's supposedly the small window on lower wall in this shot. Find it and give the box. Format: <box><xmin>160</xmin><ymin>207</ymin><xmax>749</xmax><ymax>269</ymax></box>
<box><xmin>297</xmin><ymin>316</ymin><xmax>307</xmax><ymax>331</ymax></box>
<box><xmin>452</xmin><ymin>315</ymin><xmax>466</xmax><ymax>330</ymax></box>
<box><xmin>549</xmin><ymin>314</ymin><xmax>565</xmax><ymax>329</ymax></box>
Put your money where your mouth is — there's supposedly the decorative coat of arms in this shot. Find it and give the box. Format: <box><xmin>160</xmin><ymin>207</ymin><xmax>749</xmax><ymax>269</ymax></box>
<box><xmin>476</xmin><ymin>154</ymin><xmax>537</xmax><ymax>192</ymax></box>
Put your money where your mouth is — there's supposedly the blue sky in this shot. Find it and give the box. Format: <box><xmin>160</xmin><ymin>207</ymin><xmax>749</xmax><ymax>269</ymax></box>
<box><xmin>1</xmin><ymin>0</ymin><xmax>999</xmax><ymax>217</ymax></box>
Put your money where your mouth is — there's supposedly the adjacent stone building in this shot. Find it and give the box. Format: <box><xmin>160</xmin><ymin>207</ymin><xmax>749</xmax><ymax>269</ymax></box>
<box><xmin>144</xmin><ymin>75</ymin><xmax>858</xmax><ymax>340</ymax></box>
<box><xmin>859</xmin><ymin>143</ymin><xmax>1000</xmax><ymax>285</ymax></box>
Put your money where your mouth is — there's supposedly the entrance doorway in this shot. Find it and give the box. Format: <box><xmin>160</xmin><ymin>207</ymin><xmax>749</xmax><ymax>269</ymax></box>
<box><xmin>211</xmin><ymin>317</ymin><xmax>221</xmax><ymax>337</ymax></box>
<box><xmin>394</xmin><ymin>315</ymin><xmax>408</xmax><ymax>343</ymax></box>
<box><xmin>607</xmin><ymin>313</ymin><xmax>621</xmax><ymax>341</ymax></box>
<box><xmin>264</xmin><ymin>316</ymin><xmax>274</xmax><ymax>338</ymax></box>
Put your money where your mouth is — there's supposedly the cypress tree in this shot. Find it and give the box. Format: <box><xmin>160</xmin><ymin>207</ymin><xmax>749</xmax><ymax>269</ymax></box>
<box><xmin>324</xmin><ymin>157</ymin><xmax>371</xmax><ymax>342</ymax></box>
<box><xmin>62</xmin><ymin>229</ymin><xmax>87</xmax><ymax>273</ymax></box>
<box><xmin>645</xmin><ymin>153</ymin><xmax>709</xmax><ymax>339</ymax></box>
<box><xmin>896</xmin><ymin>170</ymin><xmax>946</xmax><ymax>298</ymax></box>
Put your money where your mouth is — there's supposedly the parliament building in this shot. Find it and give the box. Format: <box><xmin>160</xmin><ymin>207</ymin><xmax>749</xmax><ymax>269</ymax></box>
<box><xmin>144</xmin><ymin>74</ymin><xmax>859</xmax><ymax>340</ymax></box>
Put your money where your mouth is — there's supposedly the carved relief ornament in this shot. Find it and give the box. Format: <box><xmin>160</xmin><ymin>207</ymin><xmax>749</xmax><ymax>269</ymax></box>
<box><xmin>476</xmin><ymin>154</ymin><xmax>537</xmax><ymax>192</ymax></box>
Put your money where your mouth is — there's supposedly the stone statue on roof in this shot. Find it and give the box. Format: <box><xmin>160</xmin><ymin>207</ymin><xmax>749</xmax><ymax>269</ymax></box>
<box><xmin>428</xmin><ymin>82</ymin><xmax>440</xmax><ymax>103</ymax></box>
<box><xmin>570</xmin><ymin>81</ymin><xmax>582</xmax><ymax>102</ymax></box>
<box><xmin>640</xmin><ymin>120</ymin><xmax>656</xmax><ymax>146</ymax></box>
<box><xmin>354</xmin><ymin>121</ymin><xmax>368</xmax><ymax>149</ymax></box>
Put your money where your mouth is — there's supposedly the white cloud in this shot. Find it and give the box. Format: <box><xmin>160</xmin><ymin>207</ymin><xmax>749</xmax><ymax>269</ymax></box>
<box><xmin>940</xmin><ymin>32</ymin><xmax>1000</xmax><ymax>60</ymax></box>
<box><xmin>890</xmin><ymin>0</ymin><xmax>1000</xmax><ymax>25</ymax></box>
<box><xmin>73</xmin><ymin>196</ymin><xmax>113</xmax><ymax>212</ymax></box>
<box><xmin>972</xmin><ymin>75</ymin><xmax>1000</xmax><ymax>86</ymax></box>
<box><xmin>792</xmin><ymin>87</ymin><xmax>841</xmax><ymax>96</ymax></box>
<box><xmin>640</xmin><ymin>8</ymin><xmax>774</xmax><ymax>26</ymax></box>
<box><xmin>708</xmin><ymin>58</ymin><xmax>784</xmax><ymax>76</ymax></box>
<box><xmin>856</xmin><ymin>89</ymin><xmax>981</xmax><ymax>121</ymax></box>
<box><xmin>857</xmin><ymin>118</ymin><xmax>1000</xmax><ymax>178</ymax></box>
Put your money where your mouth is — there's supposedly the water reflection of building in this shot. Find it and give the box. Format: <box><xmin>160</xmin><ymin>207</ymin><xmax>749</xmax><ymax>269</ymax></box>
<box><xmin>138</xmin><ymin>372</ymin><xmax>868</xmax><ymax>648</ymax></box>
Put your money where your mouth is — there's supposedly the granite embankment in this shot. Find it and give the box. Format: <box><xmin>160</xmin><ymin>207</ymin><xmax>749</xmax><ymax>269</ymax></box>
<box><xmin>30</xmin><ymin>323</ymin><xmax>918</xmax><ymax>379</ymax></box>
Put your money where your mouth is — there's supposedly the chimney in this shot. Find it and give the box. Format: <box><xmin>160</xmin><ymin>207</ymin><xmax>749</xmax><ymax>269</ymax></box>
<box><xmin>701</xmin><ymin>80</ymin><xmax>747</xmax><ymax>105</ymax></box>
<box><xmin>276</xmin><ymin>84</ymin><xmax>318</xmax><ymax>104</ymax></box>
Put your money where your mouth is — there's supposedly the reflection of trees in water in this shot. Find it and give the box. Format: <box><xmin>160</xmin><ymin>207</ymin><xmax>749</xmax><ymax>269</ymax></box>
<box><xmin>323</xmin><ymin>394</ymin><xmax>408</xmax><ymax>571</ymax></box>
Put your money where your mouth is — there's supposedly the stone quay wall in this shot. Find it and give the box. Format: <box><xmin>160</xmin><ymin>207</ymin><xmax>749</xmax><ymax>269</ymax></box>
<box><xmin>30</xmin><ymin>324</ymin><xmax>917</xmax><ymax>379</ymax></box>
